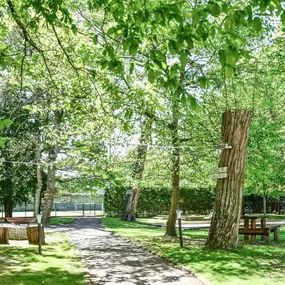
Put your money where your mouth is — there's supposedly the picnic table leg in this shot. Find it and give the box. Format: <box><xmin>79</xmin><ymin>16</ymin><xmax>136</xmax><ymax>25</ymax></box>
<box><xmin>261</xmin><ymin>218</ymin><xmax>266</xmax><ymax>241</ymax></box>
<box><xmin>250</xmin><ymin>219</ymin><xmax>256</xmax><ymax>242</ymax></box>
<box><xmin>274</xmin><ymin>227</ymin><xmax>280</xmax><ymax>241</ymax></box>
<box><xmin>244</xmin><ymin>219</ymin><xmax>249</xmax><ymax>241</ymax></box>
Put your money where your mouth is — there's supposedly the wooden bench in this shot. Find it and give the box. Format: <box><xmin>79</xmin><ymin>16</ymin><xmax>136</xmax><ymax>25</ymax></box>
<box><xmin>239</xmin><ymin>215</ymin><xmax>281</xmax><ymax>243</ymax></box>
<box><xmin>6</xmin><ymin>217</ymin><xmax>35</xmax><ymax>224</ymax></box>
<box><xmin>239</xmin><ymin>225</ymin><xmax>281</xmax><ymax>243</ymax></box>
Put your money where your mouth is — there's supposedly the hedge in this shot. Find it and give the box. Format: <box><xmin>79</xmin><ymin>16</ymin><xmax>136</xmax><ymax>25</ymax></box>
<box><xmin>104</xmin><ymin>186</ymin><xmax>215</xmax><ymax>217</ymax></box>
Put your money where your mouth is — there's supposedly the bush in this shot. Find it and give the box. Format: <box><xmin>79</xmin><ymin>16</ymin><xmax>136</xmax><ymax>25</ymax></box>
<box><xmin>104</xmin><ymin>186</ymin><xmax>215</xmax><ymax>217</ymax></box>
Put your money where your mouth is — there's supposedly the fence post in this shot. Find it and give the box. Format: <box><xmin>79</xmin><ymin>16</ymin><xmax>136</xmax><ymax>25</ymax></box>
<box><xmin>54</xmin><ymin>202</ymin><xmax>56</xmax><ymax>217</ymax></box>
<box><xmin>82</xmin><ymin>203</ymin><xmax>85</xmax><ymax>216</ymax></box>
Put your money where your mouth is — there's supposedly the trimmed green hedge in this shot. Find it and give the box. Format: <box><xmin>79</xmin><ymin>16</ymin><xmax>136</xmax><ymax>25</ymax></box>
<box><xmin>104</xmin><ymin>186</ymin><xmax>215</xmax><ymax>217</ymax></box>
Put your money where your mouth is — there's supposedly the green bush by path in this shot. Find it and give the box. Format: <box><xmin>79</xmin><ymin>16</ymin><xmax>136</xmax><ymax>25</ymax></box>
<box><xmin>0</xmin><ymin>233</ymin><xmax>85</xmax><ymax>285</ymax></box>
<box><xmin>104</xmin><ymin>186</ymin><xmax>214</xmax><ymax>217</ymax></box>
<box><xmin>103</xmin><ymin>217</ymin><xmax>285</xmax><ymax>285</ymax></box>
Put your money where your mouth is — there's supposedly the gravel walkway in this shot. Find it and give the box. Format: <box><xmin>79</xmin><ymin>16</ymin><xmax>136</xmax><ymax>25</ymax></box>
<box><xmin>48</xmin><ymin>218</ymin><xmax>204</xmax><ymax>285</ymax></box>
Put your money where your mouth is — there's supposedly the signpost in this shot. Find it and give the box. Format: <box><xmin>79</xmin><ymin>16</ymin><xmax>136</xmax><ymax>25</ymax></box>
<box><xmin>212</xmin><ymin>167</ymin><xmax>228</xmax><ymax>180</ymax></box>
<box><xmin>176</xmin><ymin>209</ymin><xmax>183</xmax><ymax>247</ymax></box>
<box><xmin>36</xmin><ymin>214</ymin><xmax>42</xmax><ymax>255</ymax></box>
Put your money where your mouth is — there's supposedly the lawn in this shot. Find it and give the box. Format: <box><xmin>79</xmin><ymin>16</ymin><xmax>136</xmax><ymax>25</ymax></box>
<box><xmin>49</xmin><ymin>217</ymin><xmax>75</xmax><ymax>225</ymax></box>
<box><xmin>103</xmin><ymin>217</ymin><xmax>285</xmax><ymax>285</ymax></box>
<box><xmin>136</xmin><ymin>214</ymin><xmax>285</xmax><ymax>226</ymax></box>
<box><xmin>0</xmin><ymin>233</ymin><xmax>85</xmax><ymax>285</ymax></box>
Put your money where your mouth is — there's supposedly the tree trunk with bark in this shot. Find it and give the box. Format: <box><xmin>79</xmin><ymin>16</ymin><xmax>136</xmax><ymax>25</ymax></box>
<box><xmin>3</xmin><ymin>195</ymin><xmax>13</xmax><ymax>218</ymax></box>
<box><xmin>205</xmin><ymin>110</ymin><xmax>252</xmax><ymax>249</ymax></box>
<box><xmin>122</xmin><ymin>120</ymin><xmax>149</xmax><ymax>221</ymax></box>
<box><xmin>41</xmin><ymin>146</ymin><xmax>58</xmax><ymax>224</ymax></box>
<box><xmin>26</xmin><ymin>226</ymin><xmax>45</xmax><ymax>244</ymax></box>
<box><xmin>165</xmin><ymin>103</ymin><xmax>180</xmax><ymax>237</ymax></box>
<box><xmin>0</xmin><ymin>228</ymin><xmax>9</xmax><ymax>244</ymax></box>
<box><xmin>263</xmin><ymin>191</ymin><xmax>267</xmax><ymax>215</ymax></box>
<box><xmin>34</xmin><ymin>144</ymin><xmax>43</xmax><ymax>217</ymax></box>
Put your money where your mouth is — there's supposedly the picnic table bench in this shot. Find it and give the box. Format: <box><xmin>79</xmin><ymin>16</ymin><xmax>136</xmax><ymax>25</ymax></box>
<box><xmin>1</xmin><ymin>217</ymin><xmax>45</xmax><ymax>245</ymax></box>
<box><xmin>6</xmin><ymin>217</ymin><xmax>35</xmax><ymax>224</ymax></box>
<box><xmin>239</xmin><ymin>215</ymin><xmax>281</xmax><ymax>243</ymax></box>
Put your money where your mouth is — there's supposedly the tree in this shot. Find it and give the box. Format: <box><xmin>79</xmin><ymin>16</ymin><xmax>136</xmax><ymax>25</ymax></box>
<box><xmin>121</xmin><ymin>118</ymin><xmax>150</xmax><ymax>221</ymax></box>
<box><xmin>0</xmin><ymin>87</ymin><xmax>39</xmax><ymax>217</ymax></box>
<box><xmin>205</xmin><ymin>110</ymin><xmax>252</xmax><ymax>249</ymax></box>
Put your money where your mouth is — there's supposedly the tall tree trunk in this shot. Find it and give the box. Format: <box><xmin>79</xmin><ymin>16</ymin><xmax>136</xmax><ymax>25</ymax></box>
<box><xmin>3</xmin><ymin>196</ymin><xmax>13</xmax><ymax>218</ymax></box>
<box><xmin>263</xmin><ymin>191</ymin><xmax>267</xmax><ymax>215</ymax></box>
<box><xmin>165</xmin><ymin>103</ymin><xmax>180</xmax><ymax>237</ymax></box>
<box><xmin>41</xmin><ymin>146</ymin><xmax>58</xmax><ymax>224</ymax></box>
<box><xmin>205</xmin><ymin>110</ymin><xmax>252</xmax><ymax>249</ymax></box>
<box><xmin>34</xmin><ymin>144</ymin><xmax>42</xmax><ymax>217</ymax></box>
<box><xmin>122</xmin><ymin>119</ymin><xmax>149</xmax><ymax>221</ymax></box>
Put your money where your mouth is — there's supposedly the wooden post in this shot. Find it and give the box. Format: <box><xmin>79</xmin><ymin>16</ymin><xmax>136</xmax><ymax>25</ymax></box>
<box><xmin>26</xmin><ymin>226</ymin><xmax>45</xmax><ymax>245</ymax></box>
<box><xmin>261</xmin><ymin>217</ymin><xmax>266</xmax><ymax>241</ymax></box>
<box><xmin>274</xmin><ymin>227</ymin><xmax>280</xmax><ymax>241</ymax></box>
<box><xmin>244</xmin><ymin>218</ymin><xmax>249</xmax><ymax>241</ymax></box>
<box><xmin>0</xmin><ymin>227</ymin><xmax>9</xmax><ymax>244</ymax></box>
<box><xmin>251</xmin><ymin>218</ymin><xmax>256</xmax><ymax>242</ymax></box>
<box><xmin>264</xmin><ymin>228</ymin><xmax>270</xmax><ymax>244</ymax></box>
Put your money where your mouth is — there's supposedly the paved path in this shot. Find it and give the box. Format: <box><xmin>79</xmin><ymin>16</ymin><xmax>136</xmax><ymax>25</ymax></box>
<box><xmin>48</xmin><ymin>218</ymin><xmax>204</xmax><ymax>285</ymax></box>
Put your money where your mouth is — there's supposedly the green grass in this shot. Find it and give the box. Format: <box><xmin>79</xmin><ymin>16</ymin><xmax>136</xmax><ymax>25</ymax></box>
<box><xmin>0</xmin><ymin>217</ymin><xmax>75</xmax><ymax>225</ymax></box>
<box><xmin>267</xmin><ymin>214</ymin><xmax>285</xmax><ymax>220</ymax></box>
<box><xmin>49</xmin><ymin>217</ymin><xmax>75</xmax><ymax>225</ymax></box>
<box><xmin>103</xmin><ymin>217</ymin><xmax>285</xmax><ymax>285</ymax></box>
<box><xmin>0</xmin><ymin>233</ymin><xmax>85</xmax><ymax>285</ymax></box>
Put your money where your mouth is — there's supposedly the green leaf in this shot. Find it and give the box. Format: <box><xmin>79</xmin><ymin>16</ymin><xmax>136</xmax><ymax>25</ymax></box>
<box><xmin>180</xmin><ymin>93</ymin><xmax>187</xmax><ymax>107</ymax></box>
<box><xmin>148</xmin><ymin>70</ymin><xmax>155</xmax><ymax>84</ymax></box>
<box><xmin>198</xmin><ymin>76</ymin><xmax>207</xmax><ymax>88</ymax></box>
<box><xmin>185</xmin><ymin>36</ymin><xmax>194</xmax><ymax>49</ymax></box>
<box><xmin>0</xmin><ymin>138</ymin><xmax>5</xmax><ymax>148</ymax></box>
<box><xmin>46</xmin><ymin>13</ymin><xmax>57</xmax><ymax>23</ymax></box>
<box><xmin>225</xmin><ymin>65</ymin><xmax>233</xmax><ymax>78</ymax></box>
<box><xmin>92</xmin><ymin>35</ymin><xmax>98</xmax><ymax>45</ymax></box>
<box><xmin>179</xmin><ymin>52</ymin><xmax>188</xmax><ymax>67</ymax></box>
<box><xmin>190</xmin><ymin>96</ymin><xmax>200</xmax><ymax>111</ymax></box>
<box><xmin>226</xmin><ymin>50</ymin><xmax>239</xmax><ymax>67</ymax></box>
<box><xmin>71</xmin><ymin>24</ymin><xmax>78</xmax><ymax>34</ymax></box>
<box><xmin>0</xmin><ymin>119</ymin><xmax>12</xmax><ymax>130</ymax></box>
<box><xmin>106</xmin><ymin>46</ymin><xmax>115</xmax><ymax>59</ymax></box>
<box><xmin>252</xmin><ymin>17</ymin><xmax>262</xmax><ymax>32</ymax></box>
<box><xmin>209</xmin><ymin>3</ymin><xmax>221</xmax><ymax>17</ymax></box>
<box><xmin>129</xmin><ymin>62</ymin><xmax>134</xmax><ymax>74</ymax></box>
<box><xmin>122</xmin><ymin>39</ymin><xmax>131</xmax><ymax>51</ymax></box>
<box><xmin>281</xmin><ymin>12</ymin><xmax>285</xmax><ymax>26</ymax></box>
<box><xmin>168</xmin><ymin>40</ymin><xmax>179</xmax><ymax>55</ymax></box>
<box><xmin>129</xmin><ymin>42</ymin><xmax>139</xmax><ymax>55</ymax></box>
<box><xmin>260</xmin><ymin>0</ymin><xmax>270</xmax><ymax>13</ymax></box>
<box><xmin>219</xmin><ymin>50</ymin><xmax>226</xmax><ymax>66</ymax></box>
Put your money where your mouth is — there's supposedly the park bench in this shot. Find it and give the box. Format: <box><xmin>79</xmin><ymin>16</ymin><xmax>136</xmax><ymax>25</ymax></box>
<box><xmin>5</xmin><ymin>217</ymin><xmax>35</xmax><ymax>224</ymax></box>
<box><xmin>1</xmin><ymin>217</ymin><xmax>45</xmax><ymax>245</ymax></box>
<box><xmin>239</xmin><ymin>215</ymin><xmax>281</xmax><ymax>243</ymax></box>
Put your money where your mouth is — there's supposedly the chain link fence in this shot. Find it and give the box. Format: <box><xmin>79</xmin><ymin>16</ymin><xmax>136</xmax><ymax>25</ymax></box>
<box><xmin>1</xmin><ymin>202</ymin><xmax>104</xmax><ymax>218</ymax></box>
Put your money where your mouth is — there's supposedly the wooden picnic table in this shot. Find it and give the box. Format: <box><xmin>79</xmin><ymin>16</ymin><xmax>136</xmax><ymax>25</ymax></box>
<box><xmin>241</xmin><ymin>215</ymin><xmax>267</xmax><ymax>242</ymax></box>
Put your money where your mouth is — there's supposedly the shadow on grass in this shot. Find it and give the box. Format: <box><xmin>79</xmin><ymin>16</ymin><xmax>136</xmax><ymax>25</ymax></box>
<box><xmin>0</xmin><ymin>266</ymin><xmax>85</xmax><ymax>285</ymax></box>
<box><xmin>104</xmin><ymin>218</ymin><xmax>285</xmax><ymax>284</ymax></box>
<box><xmin>0</xmin><ymin>243</ymin><xmax>85</xmax><ymax>285</ymax></box>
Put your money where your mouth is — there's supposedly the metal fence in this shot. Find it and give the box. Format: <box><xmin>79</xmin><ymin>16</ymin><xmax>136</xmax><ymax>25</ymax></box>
<box><xmin>1</xmin><ymin>202</ymin><xmax>104</xmax><ymax>218</ymax></box>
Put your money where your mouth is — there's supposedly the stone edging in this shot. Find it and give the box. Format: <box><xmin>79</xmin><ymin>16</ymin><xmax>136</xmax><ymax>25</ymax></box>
<box><xmin>102</xmin><ymin>227</ymin><xmax>212</xmax><ymax>285</ymax></box>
